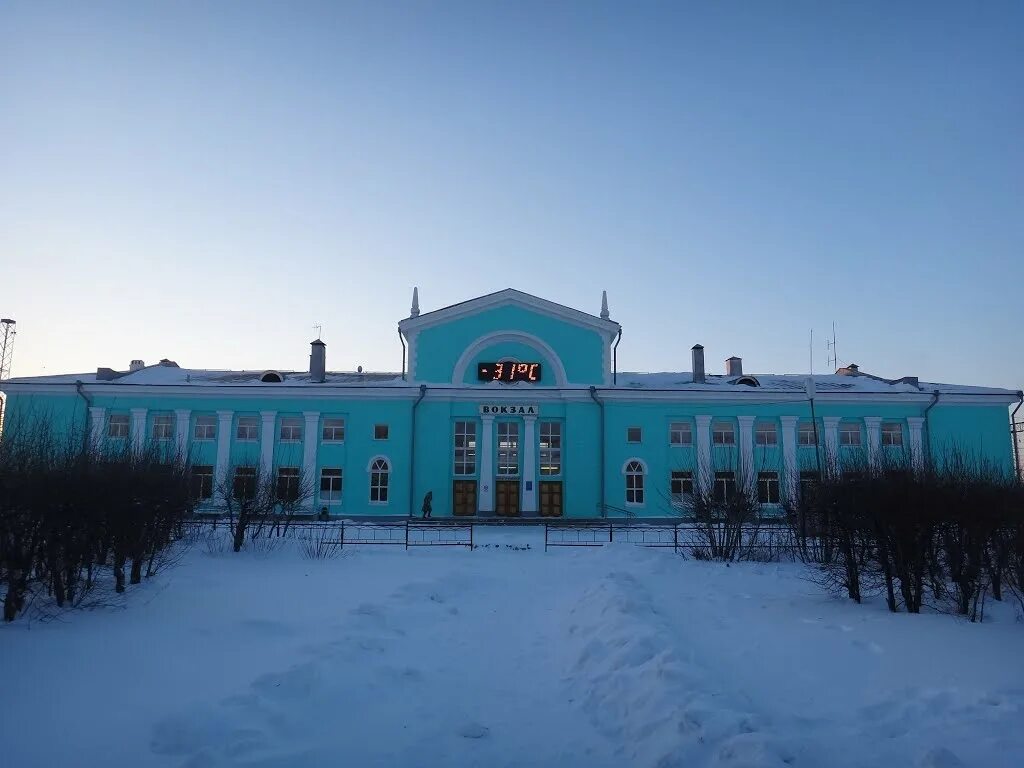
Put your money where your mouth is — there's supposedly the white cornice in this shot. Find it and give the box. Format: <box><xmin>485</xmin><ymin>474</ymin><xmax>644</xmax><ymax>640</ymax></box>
<box><xmin>397</xmin><ymin>288</ymin><xmax>620</xmax><ymax>338</ymax></box>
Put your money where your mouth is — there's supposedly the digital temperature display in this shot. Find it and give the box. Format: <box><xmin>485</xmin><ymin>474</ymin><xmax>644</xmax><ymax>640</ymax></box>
<box><xmin>477</xmin><ymin>362</ymin><xmax>542</xmax><ymax>383</ymax></box>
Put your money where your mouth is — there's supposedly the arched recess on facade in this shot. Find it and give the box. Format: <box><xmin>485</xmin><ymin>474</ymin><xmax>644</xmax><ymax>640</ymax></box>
<box><xmin>450</xmin><ymin>330</ymin><xmax>569</xmax><ymax>386</ymax></box>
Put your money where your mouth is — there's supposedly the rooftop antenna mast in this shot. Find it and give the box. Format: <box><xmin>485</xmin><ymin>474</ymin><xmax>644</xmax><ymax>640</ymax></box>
<box><xmin>809</xmin><ymin>329</ymin><xmax>813</xmax><ymax>375</ymax></box>
<box><xmin>826</xmin><ymin>322</ymin><xmax>838</xmax><ymax>372</ymax></box>
<box><xmin>0</xmin><ymin>318</ymin><xmax>17</xmax><ymax>431</ymax></box>
<box><xmin>313</xmin><ymin>323</ymin><xmax>322</xmax><ymax>340</ymax></box>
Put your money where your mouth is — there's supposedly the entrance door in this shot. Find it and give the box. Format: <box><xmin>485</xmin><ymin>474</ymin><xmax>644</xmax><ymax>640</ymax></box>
<box><xmin>495</xmin><ymin>480</ymin><xmax>520</xmax><ymax>517</ymax></box>
<box><xmin>539</xmin><ymin>481</ymin><xmax>563</xmax><ymax>517</ymax></box>
<box><xmin>452</xmin><ymin>480</ymin><xmax>477</xmax><ymax>516</ymax></box>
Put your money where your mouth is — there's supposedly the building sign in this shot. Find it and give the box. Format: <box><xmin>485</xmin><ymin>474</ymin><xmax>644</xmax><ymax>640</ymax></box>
<box><xmin>479</xmin><ymin>404</ymin><xmax>538</xmax><ymax>416</ymax></box>
<box><xmin>477</xmin><ymin>361</ymin><xmax>542</xmax><ymax>383</ymax></box>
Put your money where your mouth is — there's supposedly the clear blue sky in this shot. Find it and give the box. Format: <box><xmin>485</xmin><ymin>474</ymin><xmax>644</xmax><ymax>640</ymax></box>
<box><xmin>2</xmin><ymin>1</ymin><xmax>1021</xmax><ymax>389</ymax></box>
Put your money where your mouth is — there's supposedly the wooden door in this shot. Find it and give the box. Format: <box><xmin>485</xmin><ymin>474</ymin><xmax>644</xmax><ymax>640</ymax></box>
<box><xmin>540</xmin><ymin>481</ymin><xmax>563</xmax><ymax>517</ymax></box>
<box><xmin>452</xmin><ymin>480</ymin><xmax>477</xmax><ymax>516</ymax></box>
<box><xmin>495</xmin><ymin>480</ymin><xmax>520</xmax><ymax>517</ymax></box>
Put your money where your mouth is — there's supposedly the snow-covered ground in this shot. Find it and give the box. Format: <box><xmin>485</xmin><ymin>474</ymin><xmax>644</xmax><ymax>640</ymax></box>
<box><xmin>2</xmin><ymin>527</ymin><xmax>1022</xmax><ymax>768</ymax></box>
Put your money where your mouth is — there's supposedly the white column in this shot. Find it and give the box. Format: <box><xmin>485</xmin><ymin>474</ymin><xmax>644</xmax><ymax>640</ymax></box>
<box><xmin>907</xmin><ymin>417</ymin><xmax>925</xmax><ymax>475</ymax></box>
<box><xmin>780</xmin><ymin>415</ymin><xmax>798</xmax><ymax>503</ymax></box>
<box><xmin>215</xmin><ymin>410</ymin><xmax>233</xmax><ymax>500</ymax></box>
<box><xmin>130</xmin><ymin>408</ymin><xmax>147</xmax><ymax>453</ymax></box>
<box><xmin>478</xmin><ymin>414</ymin><xmax>495</xmax><ymax>513</ymax></box>
<box><xmin>521</xmin><ymin>415</ymin><xmax>538</xmax><ymax>514</ymax></box>
<box><xmin>737</xmin><ymin>415</ymin><xmax>756</xmax><ymax>496</ymax></box>
<box><xmin>88</xmin><ymin>406</ymin><xmax>106</xmax><ymax>450</ymax></box>
<box><xmin>175</xmin><ymin>409</ymin><xmax>191</xmax><ymax>461</ymax></box>
<box><xmin>823</xmin><ymin>416</ymin><xmax>841</xmax><ymax>477</ymax></box>
<box><xmin>260</xmin><ymin>410</ymin><xmax>276</xmax><ymax>476</ymax></box>
<box><xmin>694</xmin><ymin>415</ymin><xmax>713</xmax><ymax>494</ymax></box>
<box><xmin>864</xmin><ymin>416</ymin><xmax>882</xmax><ymax>470</ymax></box>
<box><xmin>303</xmin><ymin>411</ymin><xmax>320</xmax><ymax>507</ymax></box>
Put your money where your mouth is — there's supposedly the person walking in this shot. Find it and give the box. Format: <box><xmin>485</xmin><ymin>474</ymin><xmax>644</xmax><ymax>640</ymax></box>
<box><xmin>421</xmin><ymin>490</ymin><xmax>433</xmax><ymax>520</ymax></box>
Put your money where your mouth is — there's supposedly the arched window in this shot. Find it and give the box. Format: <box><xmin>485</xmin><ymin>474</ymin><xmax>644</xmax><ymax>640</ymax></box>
<box><xmin>369</xmin><ymin>457</ymin><xmax>390</xmax><ymax>503</ymax></box>
<box><xmin>260</xmin><ymin>370</ymin><xmax>285</xmax><ymax>383</ymax></box>
<box><xmin>625</xmin><ymin>459</ymin><xmax>645</xmax><ymax>505</ymax></box>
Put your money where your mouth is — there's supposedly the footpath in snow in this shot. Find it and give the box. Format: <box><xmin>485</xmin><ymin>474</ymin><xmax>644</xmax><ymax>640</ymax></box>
<box><xmin>1</xmin><ymin>527</ymin><xmax>1022</xmax><ymax>768</ymax></box>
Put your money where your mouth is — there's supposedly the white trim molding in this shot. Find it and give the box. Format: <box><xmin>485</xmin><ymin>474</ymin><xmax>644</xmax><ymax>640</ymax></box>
<box><xmin>451</xmin><ymin>330</ymin><xmax>570</xmax><ymax>386</ymax></box>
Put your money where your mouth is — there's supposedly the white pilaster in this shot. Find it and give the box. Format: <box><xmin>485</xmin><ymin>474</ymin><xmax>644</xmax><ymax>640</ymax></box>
<box><xmin>694</xmin><ymin>415</ymin><xmax>713</xmax><ymax>494</ymax></box>
<box><xmin>780</xmin><ymin>415</ymin><xmax>798</xmax><ymax>502</ymax></box>
<box><xmin>521</xmin><ymin>415</ymin><xmax>538</xmax><ymax>513</ymax></box>
<box><xmin>737</xmin><ymin>415</ymin><xmax>756</xmax><ymax>496</ymax></box>
<box><xmin>260</xmin><ymin>410</ymin><xmax>277</xmax><ymax>475</ymax></box>
<box><xmin>823</xmin><ymin>416</ymin><xmax>841</xmax><ymax>477</ymax></box>
<box><xmin>864</xmin><ymin>417</ymin><xmax>882</xmax><ymax>470</ymax></box>
<box><xmin>88</xmin><ymin>406</ymin><xmax>106</xmax><ymax>450</ymax></box>
<box><xmin>907</xmin><ymin>417</ymin><xmax>925</xmax><ymax>475</ymax></box>
<box><xmin>175</xmin><ymin>409</ymin><xmax>191</xmax><ymax>461</ymax></box>
<box><xmin>130</xmin><ymin>408</ymin><xmax>147</xmax><ymax>453</ymax></box>
<box><xmin>215</xmin><ymin>410</ymin><xmax>233</xmax><ymax>499</ymax></box>
<box><xmin>479</xmin><ymin>414</ymin><xmax>495</xmax><ymax>513</ymax></box>
<box><xmin>302</xmin><ymin>411</ymin><xmax>320</xmax><ymax>504</ymax></box>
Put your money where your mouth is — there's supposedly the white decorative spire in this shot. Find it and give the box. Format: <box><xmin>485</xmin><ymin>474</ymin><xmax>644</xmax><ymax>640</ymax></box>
<box><xmin>600</xmin><ymin>290</ymin><xmax>609</xmax><ymax>320</ymax></box>
<box><xmin>410</xmin><ymin>286</ymin><xmax>420</xmax><ymax>318</ymax></box>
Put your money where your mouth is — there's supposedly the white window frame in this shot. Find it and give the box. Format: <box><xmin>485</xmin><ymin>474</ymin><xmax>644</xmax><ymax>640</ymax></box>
<box><xmin>755</xmin><ymin>421</ymin><xmax>777</xmax><ymax>446</ymax></box>
<box><xmin>670</xmin><ymin>470</ymin><xmax>693</xmax><ymax>505</ymax></box>
<box><xmin>320</xmin><ymin>467</ymin><xmax>343</xmax><ymax>503</ymax></box>
<box><xmin>669</xmin><ymin>421</ymin><xmax>692</xmax><ymax>446</ymax></box>
<box><xmin>236</xmin><ymin>416</ymin><xmax>258</xmax><ymax>441</ymax></box>
<box><xmin>453</xmin><ymin>420</ymin><xmax>477</xmax><ymax>476</ymax></box>
<box><xmin>107</xmin><ymin>413</ymin><xmax>129</xmax><ymax>438</ymax></box>
<box><xmin>152</xmin><ymin>414</ymin><xmax>174</xmax><ymax>440</ymax></box>
<box><xmin>797</xmin><ymin>420</ymin><xmax>818</xmax><ymax>446</ymax></box>
<box><xmin>712</xmin><ymin>421</ymin><xmax>735</xmax><ymax>445</ymax></box>
<box><xmin>191</xmin><ymin>465</ymin><xmax>214</xmax><ymax>501</ymax></box>
<box><xmin>840</xmin><ymin>422</ymin><xmax>862</xmax><ymax>446</ymax></box>
<box><xmin>881</xmin><ymin>422</ymin><xmax>903</xmax><ymax>446</ymax></box>
<box><xmin>713</xmin><ymin>471</ymin><xmax>736</xmax><ymax>503</ymax></box>
<box><xmin>757</xmin><ymin>471</ymin><xmax>780</xmax><ymax>504</ymax></box>
<box><xmin>277</xmin><ymin>466</ymin><xmax>301</xmax><ymax>502</ymax></box>
<box><xmin>497</xmin><ymin>421</ymin><xmax>520</xmax><ymax>477</ymax></box>
<box><xmin>322</xmin><ymin>417</ymin><xmax>346</xmax><ymax>443</ymax></box>
<box><xmin>279</xmin><ymin>417</ymin><xmax>303</xmax><ymax>442</ymax></box>
<box><xmin>369</xmin><ymin>456</ymin><xmax>390</xmax><ymax>504</ymax></box>
<box><xmin>194</xmin><ymin>415</ymin><xmax>217</xmax><ymax>441</ymax></box>
<box><xmin>539</xmin><ymin>421</ymin><xmax>562</xmax><ymax>476</ymax></box>
<box><xmin>624</xmin><ymin>459</ymin><xmax>646</xmax><ymax>506</ymax></box>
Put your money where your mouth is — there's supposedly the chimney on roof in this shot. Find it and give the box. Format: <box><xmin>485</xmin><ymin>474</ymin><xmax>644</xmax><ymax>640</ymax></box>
<box><xmin>726</xmin><ymin>356</ymin><xmax>743</xmax><ymax>377</ymax></box>
<box><xmin>410</xmin><ymin>286</ymin><xmax>420</xmax><ymax>318</ymax></box>
<box><xmin>837</xmin><ymin>363</ymin><xmax>860</xmax><ymax>376</ymax></box>
<box><xmin>310</xmin><ymin>338</ymin><xmax>326</xmax><ymax>383</ymax></box>
<box><xmin>129</xmin><ymin>359</ymin><xmax>145</xmax><ymax>372</ymax></box>
<box><xmin>692</xmin><ymin>344</ymin><xmax>705</xmax><ymax>384</ymax></box>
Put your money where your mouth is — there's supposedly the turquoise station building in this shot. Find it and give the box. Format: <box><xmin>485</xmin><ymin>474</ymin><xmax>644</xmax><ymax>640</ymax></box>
<box><xmin>2</xmin><ymin>289</ymin><xmax>1020</xmax><ymax>518</ymax></box>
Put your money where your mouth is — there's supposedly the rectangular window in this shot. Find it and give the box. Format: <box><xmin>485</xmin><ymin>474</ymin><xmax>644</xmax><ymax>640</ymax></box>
<box><xmin>881</xmin><ymin>422</ymin><xmax>903</xmax><ymax>446</ymax></box>
<box><xmin>277</xmin><ymin>467</ymin><xmax>300</xmax><ymax>502</ymax></box>
<box><xmin>670</xmin><ymin>470</ymin><xmax>693</xmax><ymax>504</ymax></box>
<box><xmin>320</xmin><ymin>467</ymin><xmax>342</xmax><ymax>503</ymax></box>
<box><xmin>755</xmin><ymin>422</ymin><xmax>777</xmax><ymax>446</ymax></box>
<box><xmin>453</xmin><ymin>420</ymin><xmax>477</xmax><ymax>475</ymax></box>
<box><xmin>152</xmin><ymin>414</ymin><xmax>174</xmax><ymax>440</ymax></box>
<box><xmin>107</xmin><ymin>413</ymin><xmax>129</xmax><ymax>438</ymax></box>
<box><xmin>798</xmin><ymin>421</ymin><xmax>818</xmax><ymax>446</ymax></box>
<box><xmin>374</xmin><ymin>424</ymin><xmax>389</xmax><ymax>440</ymax></box>
<box><xmin>322</xmin><ymin>417</ymin><xmax>345</xmax><ymax>442</ymax></box>
<box><xmin>280</xmin><ymin>417</ymin><xmax>302</xmax><ymax>442</ymax></box>
<box><xmin>233</xmin><ymin>467</ymin><xmax>257</xmax><ymax>500</ymax></box>
<box><xmin>669</xmin><ymin>421</ymin><xmax>692</xmax><ymax>446</ymax></box>
<box><xmin>627</xmin><ymin>426</ymin><xmax>642</xmax><ymax>443</ymax></box>
<box><xmin>191</xmin><ymin>465</ymin><xmax>214</xmax><ymax>500</ymax></box>
<box><xmin>539</xmin><ymin>421</ymin><xmax>562</xmax><ymax>475</ymax></box>
<box><xmin>237</xmin><ymin>416</ymin><xmax>258</xmax><ymax>441</ymax></box>
<box><xmin>840</xmin><ymin>422</ymin><xmax>862</xmax><ymax>446</ymax></box>
<box><xmin>194</xmin><ymin>415</ymin><xmax>216</xmax><ymax>441</ymax></box>
<box><xmin>757</xmin><ymin>471</ymin><xmax>780</xmax><ymax>504</ymax></box>
<box><xmin>712</xmin><ymin>422</ymin><xmax>735</xmax><ymax>445</ymax></box>
<box><xmin>800</xmin><ymin>470</ymin><xmax>820</xmax><ymax>498</ymax></box>
<box><xmin>497</xmin><ymin>421</ymin><xmax>520</xmax><ymax>476</ymax></box>
<box><xmin>713</xmin><ymin>471</ymin><xmax>736</xmax><ymax>503</ymax></box>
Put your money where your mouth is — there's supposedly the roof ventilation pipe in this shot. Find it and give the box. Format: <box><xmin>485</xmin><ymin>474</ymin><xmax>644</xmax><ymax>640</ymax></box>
<box><xmin>129</xmin><ymin>359</ymin><xmax>145</xmax><ymax>372</ymax></box>
<box><xmin>726</xmin><ymin>356</ymin><xmax>743</xmax><ymax>377</ymax></box>
<box><xmin>310</xmin><ymin>339</ymin><xmax>326</xmax><ymax>383</ymax></box>
<box><xmin>692</xmin><ymin>344</ymin><xmax>705</xmax><ymax>384</ymax></box>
